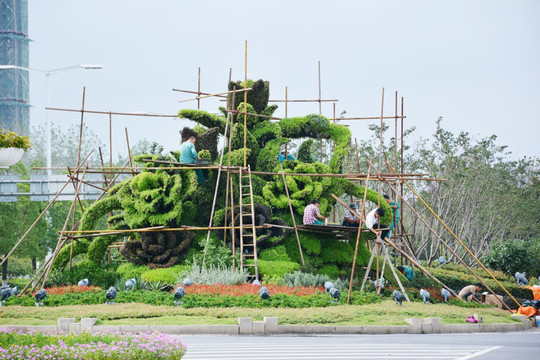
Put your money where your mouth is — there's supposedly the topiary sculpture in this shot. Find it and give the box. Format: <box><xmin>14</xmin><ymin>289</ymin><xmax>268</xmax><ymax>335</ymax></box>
<box><xmin>53</xmin><ymin>77</ymin><xmax>391</xmax><ymax>278</ymax></box>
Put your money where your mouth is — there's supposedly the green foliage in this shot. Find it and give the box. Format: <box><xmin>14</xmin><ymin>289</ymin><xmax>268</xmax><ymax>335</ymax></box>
<box><xmin>140</xmin><ymin>265</ymin><xmax>188</xmax><ymax>284</ymax></box>
<box><xmin>0</xmin><ymin>129</ymin><xmax>31</xmax><ymax>150</ymax></box>
<box><xmin>116</xmin><ymin>263</ymin><xmax>149</xmax><ymax>279</ymax></box>
<box><xmin>176</xmin><ymin>263</ymin><xmax>249</xmax><ymax>285</ymax></box>
<box><xmin>227</xmin><ymin>79</ymin><xmax>269</xmax><ymax>114</ymax></box>
<box><xmin>1</xmin><ymin>257</ymin><xmax>32</xmax><ymax>277</ymax></box>
<box><xmin>6</xmin><ymin>288</ymin><xmax>380</xmax><ymax>308</ymax></box>
<box><xmin>178</xmin><ymin>109</ymin><xmax>226</xmax><ymax>133</ymax></box>
<box><xmin>482</xmin><ymin>238</ymin><xmax>540</xmax><ymax>278</ymax></box>
<box><xmin>259</xmin><ymin>245</ymin><xmax>291</xmax><ymax>262</ymax></box>
<box><xmin>256</xmin><ymin>259</ymin><xmax>301</xmax><ymax>279</ymax></box>
<box><xmin>297</xmin><ymin>139</ymin><xmax>315</xmax><ymax>163</ymax></box>
<box><xmin>426</xmin><ymin>266</ymin><xmax>533</xmax><ymax>299</ymax></box>
<box><xmin>198</xmin><ymin>149</ymin><xmax>211</xmax><ymax>160</ymax></box>
<box><xmin>317</xmin><ymin>264</ymin><xmax>342</xmax><ymax>278</ymax></box>
<box><xmin>47</xmin><ymin>261</ymin><xmax>120</xmax><ymax>288</ymax></box>
<box><xmin>187</xmin><ymin>232</ymin><xmax>235</xmax><ymax>268</ymax></box>
<box><xmin>283</xmin><ymin>270</ymin><xmax>348</xmax><ymax>290</ymax></box>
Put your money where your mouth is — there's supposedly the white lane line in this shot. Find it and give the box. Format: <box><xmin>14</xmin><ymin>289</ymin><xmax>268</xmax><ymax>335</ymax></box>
<box><xmin>455</xmin><ymin>346</ymin><xmax>502</xmax><ymax>360</ymax></box>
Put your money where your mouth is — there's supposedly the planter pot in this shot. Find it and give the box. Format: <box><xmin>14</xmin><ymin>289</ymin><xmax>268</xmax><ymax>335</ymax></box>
<box><xmin>0</xmin><ymin>147</ymin><xmax>25</xmax><ymax>169</ymax></box>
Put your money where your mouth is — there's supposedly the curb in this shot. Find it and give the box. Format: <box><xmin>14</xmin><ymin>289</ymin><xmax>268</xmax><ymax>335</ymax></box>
<box><xmin>0</xmin><ymin>314</ymin><xmax>534</xmax><ymax>335</ymax></box>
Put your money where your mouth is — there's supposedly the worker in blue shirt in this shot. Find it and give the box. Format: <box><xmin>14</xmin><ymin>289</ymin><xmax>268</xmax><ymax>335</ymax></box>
<box><xmin>397</xmin><ymin>266</ymin><xmax>415</xmax><ymax>281</ymax></box>
<box><xmin>279</xmin><ymin>150</ymin><xmax>296</xmax><ymax>163</ymax></box>
<box><xmin>383</xmin><ymin>195</ymin><xmax>400</xmax><ymax>236</ymax></box>
<box><xmin>179</xmin><ymin>136</ymin><xmax>205</xmax><ymax>184</ymax></box>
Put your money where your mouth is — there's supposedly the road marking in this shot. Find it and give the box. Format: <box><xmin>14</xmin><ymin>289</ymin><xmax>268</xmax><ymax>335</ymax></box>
<box><xmin>183</xmin><ymin>343</ymin><xmax>496</xmax><ymax>360</ymax></box>
<box><xmin>455</xmin><ymin>346</ymin><xmax>502</xmax><ymax>360</ymax></box>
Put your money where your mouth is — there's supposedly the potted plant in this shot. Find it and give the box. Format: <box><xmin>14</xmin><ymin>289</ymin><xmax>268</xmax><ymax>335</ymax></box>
<box><xmin>0</xmin><ymin>130</ymin><xmax>31</xmax><ymax>169</ymax></box>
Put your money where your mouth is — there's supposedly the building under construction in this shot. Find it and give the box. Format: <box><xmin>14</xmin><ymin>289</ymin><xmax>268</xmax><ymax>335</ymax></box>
<box><xmin>0</xmin><ymin>0</ymin><xmax>30</xmax><ymax>135</ymax></box>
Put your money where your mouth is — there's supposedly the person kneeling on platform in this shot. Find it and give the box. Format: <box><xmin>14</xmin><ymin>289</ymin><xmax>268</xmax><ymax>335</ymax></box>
<box><xmin>342</xmin><ymin>203</ymin><xmax>360</xmax><ymax>227</ymax></box>
<box><xmin>303</xmin><ymin>199</ymin><xmax>327</xmax><ymax>225</ymax></box>
<box><xmin>458</xmin><ymin>283</ymin><xmax>484</xmax><ymax>302</ymax></box>
<box><xmin>365</xmin><ymin>208</ymin><xmax>390</xmax><ymax>240</ymax></box>
<box><xmin>179</xmin><ymin>135</ymin><xmax>205</xmax><ymax>184</ymax></box>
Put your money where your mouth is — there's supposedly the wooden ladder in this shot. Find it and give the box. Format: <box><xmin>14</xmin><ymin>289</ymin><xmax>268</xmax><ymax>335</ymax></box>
<box><xmin>238</xmin><ymin>165</ymin><xmax>259</xmax><ymax>281</ymax></box>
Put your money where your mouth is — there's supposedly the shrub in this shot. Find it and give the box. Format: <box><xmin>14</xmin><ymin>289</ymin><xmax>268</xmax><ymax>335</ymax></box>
<box><xmin>482</xmin><ymin>238</ymin><xmax>540</xmax><ymax>278</ymax></box>
<box><xmin>176</xmin><ymin>263</ymin><xmax>248</xmax><ymax>285</ymax></box>
<box><xmin>140</xmin><ymin>265</ymin><xmax>187</xmax><ymax>284</ymax></box>
<box><xmin>116</xmin><ymin>263</ymin><xmax>149</xmax><ymax>279</ymax></box>
<box><xmin>255</xmin><ymin>259</ymin><xmax>301</xmax><ymax>279</ymax></box>
<box><xmin>283</xmin><ymin>270</ymin><xmax>347</xmax><ymax>290</ymax></box>
<box><xmin>46</xmin><ymin>261</ymin><xmax>119</xmax><ymax>288</ymax></box>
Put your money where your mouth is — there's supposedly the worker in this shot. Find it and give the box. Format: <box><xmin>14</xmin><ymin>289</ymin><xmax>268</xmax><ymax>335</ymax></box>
<box><xmin>458</xmin><ymin>283</ymin><xmax>484</xmax><ymax>302</ymax></box>
<box><xmin>179</xmin><ymin>136</ymin><xmax>205</xmax><ymax>184</ymax></box>
<box><xmin>303</xmin><ymin>199</ymin><xmax>327</xmax><ymax>225</ymax></box>
<box><xmin>383</xmin><ymin>195</ymin><xmax>400</xmax><ymax>235</ymax></box>
<box><xmin>342</xmin><ymin>203</ymin><xmax>361</xmax><ymax>227</ymax></box>
<box><xmin>279</xmin><ymin>150</ymin><xmax>296</xmax><ymax>163</ymax></box>
<box><xmin>365</xmin><ymin>208</ymin><xmax>390</xmax><ymax>240</ymax></box>
<box><xmin>397</xmin><ymin>265</ymin><xmax>415</xmax><ymax>281</ymax></box>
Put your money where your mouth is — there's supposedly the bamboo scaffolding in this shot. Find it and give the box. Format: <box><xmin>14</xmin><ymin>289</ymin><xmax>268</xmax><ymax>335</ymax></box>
<box><xmin>0</xmin><ymin>151</ymin><xmax>94</xmax><ymax>268</ymax></box>
<box><xmin>378</xmin><ymin>166</ymin><xmax>512</xmax><ymax>310</ymax></box>
<box><xmin>46</xmin><ymin>107</ymin><xmax>177</xmax><ymax>118</ymax></box>
<box><xmin>178</xmin><ymin>87</ymin><xmax>252</xmax><ymax>103</ymax></box>
<box><xmin>41</xmin><ymin>165</ymin><xmax>88</xmax><ymax>289</ymax></box>
<box><xmin>172</xmin><ymin>88</ymin><xmax>226</xmax><ymax>98</ymax></box>
<box><xmin>222</xmin><ymin>87</ymin><xmax>236</xmax><ymax>248</ymax></box>
<box><xmin>328</xmin><ymin>116</ymin><xmax>406</xmax><ymax>121</ymax></box>
<box><xmin>385</xmin><ymin>160</ymin><xmax>520</xmax><ymax>309</ymax></box>
<box><xmin>280</xmin><ymin>163</ymin><xmax>304</xmax><ymax>266</ymax></box>
<box><xmin>125</xmin><ymin>128</ymin><xmax>134</xmax><ymax>177</ymax></box>
<box><xmin>244</xmin><ymin>40</ymin><xmax>248</xmax><ymax>168</ymax></box>
<box><xmin>202</xmin><ymin>96</ymin><xmax>234</xmax><ymax>266</ymax></box>
<box><xmin>77</xmin><ymin>87</ymin><xmax>86</xmax><ymax>166</ymax></box>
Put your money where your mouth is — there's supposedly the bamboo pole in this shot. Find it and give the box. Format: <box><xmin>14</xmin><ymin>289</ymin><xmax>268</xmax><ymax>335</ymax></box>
<box><xmin>230</xmin><ymin>177</ymin><xmax>236</xmax><ymax>270</ymax></box>
<box><xmin>77</xmin><ymin>87</ymin><xmax>86</xmax><ymax>166</ymax></box>
<box><xmin>178</xmin><ymin>87</ymin><xmax>252</xmax><ymax>103</ymax></box>
<box><xmin>379</xmin><ymin>169</ymin><xmax>512</xmax><ymax>310</ymax></box>
<box><xmin>172</xmin><ymin>88</ymin><xmax>227</xmax><ymax>98</ymax></box>
<box><xmin>125</xmin><ymin>128</ymin><xmax>134</xmax><ymax>177</ymax></box>
<box><xmin>360</xmin><ymin>251</ymin><xmax>376</xmax><ymax>291</ymax></box>
<box><xmin>385</xmin><ymin>160</ymin><xmax>520</xmax><ymax>308</ymax></box>
<box><xmin>384</xmin><ymin>245</ymin><xmax>410</xmax><ymax>302</ymax></box>
<box><xmin>202</xmin><ymin>100</ymin><xmax>234</xmax><ymax>266</ymax></box>
<box><xmin>0</xmin><ymin>151</ymin><xmax>94</xmax><ymax>267</ymax></box>
<box><xmin>223</xmin><ymin>87</ymin><xmax>236</xmax><ymax>247</ymax></box>
<box><xmin>46</xmin><ymin>107</ymin><xmax>177</xmax><ymax>118</ymax></box>
<box><xmin>331</xmin><ymin>194</ymin><xmax>364</xmax><ymax>304</ymax></box>
<box><xmin>197</xmin><ymin>67</ymin><xmax>201</xmax><ymax>110</ymax></box>
<box><xmin>280</xmin><ymin>163</ymin><xmax>304</xmax><ymax>266</ymax></box>
<box><xmin>328</xmin><ymin>116</ymin><xmax>406</xmax><ymax>121</ymax></box>
<box><xmin>69</xmin><ymin>166</ymin><xmax>88</xmax><ymax>269</ymax></box>
<box><xmin>41</xmin><ymin>165</ymin><xmax>88</xmax><ymax>289</ymax></box>
<box><xmin>384</xmin><ymin>238</ymin><xmax>460</xmax><ymax>299</ymax></box>
<box><xmin>243</xmin><ymin>40</ymin><xmax>248</xmax><ymax>168</ymax></box>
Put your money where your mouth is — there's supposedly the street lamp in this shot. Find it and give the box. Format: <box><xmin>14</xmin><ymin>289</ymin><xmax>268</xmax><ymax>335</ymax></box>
<box><xmin>0</xmin><ymin>64</ymin><xmax>103</xmax><ymax>177</ymax></box>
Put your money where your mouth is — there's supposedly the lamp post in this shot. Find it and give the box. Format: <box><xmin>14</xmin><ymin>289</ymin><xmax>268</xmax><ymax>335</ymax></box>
<box><xmin>0</xmin><ymin>64</ymin><xmax>103</xmax><ymax>177</ymax></box>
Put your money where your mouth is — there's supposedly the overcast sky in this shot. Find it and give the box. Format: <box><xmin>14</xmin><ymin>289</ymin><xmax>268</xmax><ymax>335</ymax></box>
<box><xmin>27</xmin><ymin>0</ymin><xmax>540</xmax><ymax>163</ymax></box>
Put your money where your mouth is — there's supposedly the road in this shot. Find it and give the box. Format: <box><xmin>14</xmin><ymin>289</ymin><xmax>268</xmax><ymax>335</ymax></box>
<box><xmin>179</xmin><ymin>329</ymin><xmax>540</xmax><ymax>360</ymax></box>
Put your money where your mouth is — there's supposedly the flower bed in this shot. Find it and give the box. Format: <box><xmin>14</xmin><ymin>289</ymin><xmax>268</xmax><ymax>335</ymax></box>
<box><xmin>42</xmin><ymin>285</ymin><xmax>103</xmax><ymax>295</ymax></box>
<box><xmin>4</xmin><ymin>285</ymin><xmax>381</xmax><ymax>308</ymax></box>
<box><xmin>181</xmin><ymin>283</ymin><xmax>323</xmax><ymax>296</ymax></box>
<box><xmin>0</xmin><ymin>329</ymin><xmax>186</xmax><ymax>359</ymax></box>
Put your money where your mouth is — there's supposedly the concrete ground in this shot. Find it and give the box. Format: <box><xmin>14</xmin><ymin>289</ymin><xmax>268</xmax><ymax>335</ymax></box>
<box><xmin>179</xmin><ymin>328</ymin><xmax>540</xmax><ymax>360</ymax></box>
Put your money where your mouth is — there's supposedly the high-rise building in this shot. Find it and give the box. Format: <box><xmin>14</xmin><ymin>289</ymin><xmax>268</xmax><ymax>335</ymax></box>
<box><xmin>0</xmin><ymin>0</ymin><xmax>30</xmax><ymax>135</ymax></box>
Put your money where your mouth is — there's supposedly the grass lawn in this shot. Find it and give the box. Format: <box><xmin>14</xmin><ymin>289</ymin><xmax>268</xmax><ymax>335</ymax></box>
<box><xmin>0</xmin><ymin>301</ymin><xmax>518</xmax><ymax>326</ymax></box>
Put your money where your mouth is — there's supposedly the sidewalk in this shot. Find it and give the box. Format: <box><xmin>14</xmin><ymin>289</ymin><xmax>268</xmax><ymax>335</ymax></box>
<box><xmin>0</xmin><ymin>314</ymin><xmax>535</xmax><ymax>335</ymax></box>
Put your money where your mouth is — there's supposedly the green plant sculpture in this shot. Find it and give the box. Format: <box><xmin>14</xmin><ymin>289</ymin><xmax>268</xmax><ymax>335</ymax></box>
<box><xmin>54</xmin><ymin>78</ymin><xmax>391</xmax><ymax>277</ymax></box>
